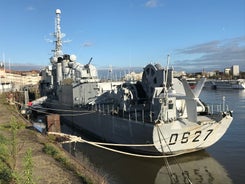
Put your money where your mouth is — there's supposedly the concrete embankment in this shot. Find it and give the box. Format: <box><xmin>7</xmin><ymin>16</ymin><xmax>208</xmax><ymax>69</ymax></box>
<box><xmin>0</xmin><ymin>93</ymin><xmax>108</xmax><ymax>184</ymax></box>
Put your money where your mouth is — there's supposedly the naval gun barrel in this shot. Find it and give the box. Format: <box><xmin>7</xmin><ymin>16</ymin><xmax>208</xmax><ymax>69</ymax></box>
<box><xmin>88</xmin><ymin>57</ymin><xmax>93</xmax><ymax>65</ymax></box>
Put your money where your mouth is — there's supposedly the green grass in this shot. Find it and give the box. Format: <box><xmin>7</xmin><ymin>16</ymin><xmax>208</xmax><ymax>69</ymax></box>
<box><xmin>0</xmin><ymin>117</ymin><xmax>35</xmax><ymax>184</ymax></box>
<box><xmin>43</xmin><ymin>143</ymin><xmax>93</xmax><ymax>184</ymax></box>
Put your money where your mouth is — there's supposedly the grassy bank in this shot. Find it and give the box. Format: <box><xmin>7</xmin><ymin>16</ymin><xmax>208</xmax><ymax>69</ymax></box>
<box><xmin>0</xmin><ymin>93</ymin><xmax>108</xmax><ymax>184</ymax></box>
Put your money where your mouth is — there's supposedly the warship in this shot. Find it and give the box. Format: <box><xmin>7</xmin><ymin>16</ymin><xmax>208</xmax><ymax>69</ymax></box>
<box><xmin>34</xmin><ymin>9</ymin><xmax>233</xmax><ymax>156</ymax></box>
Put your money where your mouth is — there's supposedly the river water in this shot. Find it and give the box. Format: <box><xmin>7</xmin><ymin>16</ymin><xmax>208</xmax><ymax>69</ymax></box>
<box><xmin>61</xmin><ymin>89</ymin><xmax>245</xmax><ymax>184</ymax></box>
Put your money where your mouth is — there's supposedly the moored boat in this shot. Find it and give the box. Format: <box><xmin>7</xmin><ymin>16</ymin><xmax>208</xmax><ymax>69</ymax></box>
<box><xmin>30</xmin><ymin>9</ymin><xmax>233</xmax><ymax>156</ymax></box>
<box><xmin>204</xmin><ymin>79</ymin><xmax>245</xmax><ymax>89</ymax></box>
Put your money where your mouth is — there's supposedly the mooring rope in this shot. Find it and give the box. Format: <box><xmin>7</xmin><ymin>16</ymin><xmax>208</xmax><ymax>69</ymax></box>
<box><xmin>31</xmin><ymin>106</ymin><xmax>92</xmax><ymax>113</ymax></box>
<box><xmin>156</xmin><ymin>124</ymin><xmax>177</xmax><ymax>183</ymax></box>
<box><xmin>156</xmin><ymin>124</ymin><xmax>193</xmax><ymax>184</ymax></box>
<box><xmin>48</xmin><ymin>132</ymin><xmax>188</xmax><ymax>158</ymax></box>
<box><xmin>25</xmin><ymin>105</ymin><xmax>96</xmax><ymax>117</ymax></box>
<box><xmin>14</xmin><ymin>100</ymin><xmax>96</xmax><ymax>115</ymax></box>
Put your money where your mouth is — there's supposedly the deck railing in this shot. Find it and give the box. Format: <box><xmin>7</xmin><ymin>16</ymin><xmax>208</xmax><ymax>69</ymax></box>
<box><xmin>207</xmin><ymin>104</ymin><xmax>229</xmax><ymax>114</ymax></box>
<box><xmin>92</xmin><ymin>103</ymin><xmax>152</xmax><ymax>123</ymax></box>
<box><xmin>206</xmin><ymin>96</ymin><xmax>230</xmax><ymax>114</ymax></box>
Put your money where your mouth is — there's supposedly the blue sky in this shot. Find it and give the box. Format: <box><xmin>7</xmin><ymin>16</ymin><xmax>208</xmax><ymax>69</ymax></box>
<box><xmin>0</xmin><ymin>0</ymin><xmax>244</xmax><ymax>72</ymax></box>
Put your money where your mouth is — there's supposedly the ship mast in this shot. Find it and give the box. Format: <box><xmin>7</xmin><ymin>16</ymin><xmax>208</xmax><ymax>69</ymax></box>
<box><xmin>53</xmin><ymin>9</ymin><xmax>63</xmax><ymax>58</ymax></box>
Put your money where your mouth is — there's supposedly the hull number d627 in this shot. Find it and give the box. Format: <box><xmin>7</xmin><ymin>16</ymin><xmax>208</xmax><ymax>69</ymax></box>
<box><xmin>169</xmin><ymin>129</ymin><xmax>213</xmax><ymax>145</ymax></box>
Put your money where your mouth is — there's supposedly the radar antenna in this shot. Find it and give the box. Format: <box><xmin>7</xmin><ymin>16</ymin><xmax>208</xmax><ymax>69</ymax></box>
<box><xmin>47</xmin><ymin>9</ymin><xmax>72</xmax><ymax>62</ymax></box>
<box><xmin>53</xmin><ymin>9</ymin><xmax>64</xmax><ymax>57</ymax></box>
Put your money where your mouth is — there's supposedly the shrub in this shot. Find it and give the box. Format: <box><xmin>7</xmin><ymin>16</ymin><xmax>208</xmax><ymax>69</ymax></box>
<box><xmin>43</xmin><ymin>143</ymin><xmax>59</xmax><ymax>157</ymax></box>
<box><xmin>0</xmin><ymin>163</ymin><xmax>12</xmax><ymax>184</ymax></box>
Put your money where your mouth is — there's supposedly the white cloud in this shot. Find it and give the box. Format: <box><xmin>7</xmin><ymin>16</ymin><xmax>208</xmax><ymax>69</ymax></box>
<box><xmin>145</xmin><ymin>0</ymin><xmax>159</xmax><ymax>8</ymax></box>
<box><xmin>174</xmin><ymin>36</ymin><xmax>245</xmax><ymax>72</ymax></box>
<box><xmin>83</xmin><ymin>42</ymin><xmax>93</xmax><ymax>47</ymax></box>
<box><xmin>26</xmin><ymin>6</ymin><xmax>35</xmax><ymax>11</ymax></box>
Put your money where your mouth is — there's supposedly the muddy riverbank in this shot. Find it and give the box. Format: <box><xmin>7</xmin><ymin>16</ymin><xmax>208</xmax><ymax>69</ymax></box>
<box><xmin>0</xmin><ymin>93</ymin><xmax>107</xmax><ymax>184</ymax></box>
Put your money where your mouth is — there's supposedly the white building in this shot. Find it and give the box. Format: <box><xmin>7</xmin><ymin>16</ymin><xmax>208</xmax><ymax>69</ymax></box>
<box><xmin>231</xmin><ymin>65</ymin><xmax>239</xmax><ymax>76</ymax></box>
<box><xmin>224</xmin><ymin>68</ymin><xmax>231</xmax><ymax>75</ymax></box>
<box><xmin>0</xmin><ymin>66</ymin><xmax>41</xmax><ymax>92</ymax></box>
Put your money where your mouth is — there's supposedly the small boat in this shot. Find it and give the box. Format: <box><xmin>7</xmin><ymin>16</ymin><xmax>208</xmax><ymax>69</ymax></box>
<box><xmin>204</xmin><ymin>79</ymin><xmax>245</xmax><ymax>89</ymax></box>
<box><xmin>30</xmin><ymin>117</ymin><xmax>47</xmax><ymax>133</ymax></box>
<box><xmin>31</xmin><ymin>9</ymin><xmax>233</xmax><ymax>156</ymax></box>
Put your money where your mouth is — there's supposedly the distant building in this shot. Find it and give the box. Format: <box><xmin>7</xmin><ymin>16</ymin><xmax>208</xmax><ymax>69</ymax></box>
<box><xmin>207</xmin><ymin>71</ymin><xmax>216</xmax><ymax>77</ymax></box>
<box><xmin>0</xmin><ymin>68</ymin><xmax>41</xmax><ymax>93</ymax></box>
<box><xmin>0</xmin><ymin>62</ymin><xmax>4</xmax><ymax>69</ymax></box>
<box><xmin>224</xmin><ymin>68</ymin><xmax>231</xmax><ymax>75</ymax></box>
<box><xmin>123</xmin><ymin>71</ymin><xmax>143</xmax><ymax>81</ymax></box>
<box><xmin>231</xmin><ymin>65</ymin><xmax>239</xmax><ymax>76</ymax></box>
<box><xmin>173</xmin><ymin>71</ymin><xmax>186</xmax><ymax>77</ymax></box>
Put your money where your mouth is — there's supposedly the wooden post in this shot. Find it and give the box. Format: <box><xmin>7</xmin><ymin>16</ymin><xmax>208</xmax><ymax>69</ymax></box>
<box><xmin>46</xmin><ymin>114</ymin><xmax>61</xmax><ymax>132</ymax></box>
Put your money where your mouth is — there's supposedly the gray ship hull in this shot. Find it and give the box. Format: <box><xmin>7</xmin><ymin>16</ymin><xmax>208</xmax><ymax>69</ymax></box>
<box><xmin>60</xmin><ymin>109</ymin><xmax>158</xmax><ymax>154</ymax></box>
<box><xmin>45</xmin><ymin>100</ymin><xmax>232</xmax><ymax>156</ymax></box>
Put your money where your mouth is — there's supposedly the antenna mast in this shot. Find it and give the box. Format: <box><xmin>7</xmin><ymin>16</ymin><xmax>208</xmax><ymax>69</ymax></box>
<box><xmin>54</xmin><ymin>9</ymin><xmax>63</xmax><ymax>57</ymax></box>
<box><xmin>164</xmin><ymin>54</ymin><xmax>170</xmax><ymax>90</ymax></box>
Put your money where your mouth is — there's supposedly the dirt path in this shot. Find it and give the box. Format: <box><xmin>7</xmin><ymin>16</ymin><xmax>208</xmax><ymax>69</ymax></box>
<box><xmin>0</xmin><ymin>95</ymin><xmax>107</xmax><ymax>184</ymax></box>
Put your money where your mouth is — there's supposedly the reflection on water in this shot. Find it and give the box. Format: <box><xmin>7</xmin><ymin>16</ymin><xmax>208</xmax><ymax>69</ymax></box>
<box><xmin>201</xmin><ymin>89</ymin><xmax>245</xmax><ymax>184</ymax></box>
<box><xmin>200</xmin><ymin>89</ymin><xmax>245</xmax><ymax>116</ymax></box>
<box><xmin>62</xmin><ymin>124</ymin><xmax>233</xmax><ymax>184</ymax></box>
<box><xmin>155</xmin><ymin>151</ymin><xmax>232</xmax><ymax>184</ymax></box>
